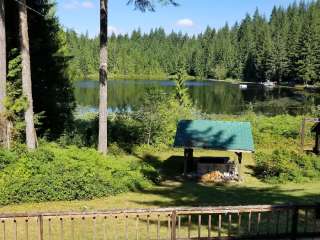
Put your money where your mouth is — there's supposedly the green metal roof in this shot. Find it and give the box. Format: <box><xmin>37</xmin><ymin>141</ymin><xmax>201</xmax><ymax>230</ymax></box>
<box><xmin>173</xmin><ymin>120</ymin><xmax>255</xmax><ymax>152</ymax></box>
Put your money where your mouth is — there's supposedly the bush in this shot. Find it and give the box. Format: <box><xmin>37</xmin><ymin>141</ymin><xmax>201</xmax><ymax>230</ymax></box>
<box><xmin>62</xmin><ymin>89</ymin><xmax>195</xmax><ymax>150</ymax></box>
<box><xmin>134</xmin><ymin>89</ymin><xmax>194</xmax><ymax>146</ymax></box>
<box><xmin>211</xmin><ymin>64</ymin><xmax>228</xmax><ymax>80</ymax></box>
<box><xmin>253</xmin><ymin>115</ymin><xmax>301</xmax><ymax>139</ymax></box>
<box><xmin>255</xmin><ymin>149</ymin><xmax>320</xmax><ymax>183</ymax></box>
<box><xmin>59</xmin><ymin>113</ymin><xmax>142</xmax><ymax>152</ymax></box>
<box><xmin>0</xmin><ymin>143</ymin><xmax>158</xmax><ymax>205</ymax></box>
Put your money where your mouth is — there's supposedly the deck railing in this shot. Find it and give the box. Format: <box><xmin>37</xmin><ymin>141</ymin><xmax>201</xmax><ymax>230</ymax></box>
<box><xmin>0</xmin><ymin>204</ymin><xmax>319</xmax><ymax>240</ymax></box>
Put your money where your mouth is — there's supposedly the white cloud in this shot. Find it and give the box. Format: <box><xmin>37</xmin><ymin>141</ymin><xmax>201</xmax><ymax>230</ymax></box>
<box><xmin>176</xmin><ymin>18</ymin><xmax>195</xmax><ymax>28</ymax></box>
<box><xmin>108</xmin><ymin>26</ymin><xmax>121</xmax><ymax>36</ymax></box>
<box><xmin>81</xmin><ymin>1</ymin><xmax>94</xmax><ymax>8</ymax></box>
<box><xmin>63</xmin><ymin>0</ymin><xmax>94</xmax><ymax>10</ymax></box>
<box><xmin>62</xmin><ymin>0</ymin><xmax>79</xmax><ymax>9</ymax></box>
<box><xmin>90</xmin><ymin>26</ymin><xmax>121</xmax><ymax>37</ymax></box>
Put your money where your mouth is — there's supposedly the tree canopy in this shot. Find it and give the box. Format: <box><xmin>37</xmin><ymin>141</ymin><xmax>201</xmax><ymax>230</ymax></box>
<box><xmin>67</xmin><ymin>0</ymin><xmax>320</xmax><ymax>85</ymax></box>
<box><xmin>5</xmin><ymin>0</ymin><xmax>75</xmax><ymax>139</ymax></box>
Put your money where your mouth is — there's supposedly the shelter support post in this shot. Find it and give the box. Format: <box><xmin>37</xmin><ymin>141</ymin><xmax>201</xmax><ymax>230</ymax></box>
<box><xmin>184</xmin><ymin>148</ymin><xmax>193</xmax><ymax>176</ymax></box>
<box><xmin>314</xmin><ymin>132</ymin><xmax>320</xmax><ymax>155</ymax></box>
<box><xmin>236</xmin><ymin>152</ymin><xmax>243</xmax><ymax>182</ymax></box>
<box><xmin>300</xmin><ymin>118</ymin><xmax>306</xmax><ymax>152</ymax></box>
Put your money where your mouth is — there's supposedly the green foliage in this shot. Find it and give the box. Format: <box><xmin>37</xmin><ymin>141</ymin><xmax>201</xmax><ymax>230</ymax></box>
<box><xmin>5</xmin><ymin>49</ymin><xmax>45</xmax><ymax>142</ymax></box>
<box><xmin>127</xmin><ymin>0</ymin><xmax>178</xmax><ymax>12</ymax></box>
<box><xmin>236</xmin><ymin>114</ymin><xmax>320</xmax><ymax>183</ymax></box>
<box><xmin>5</xmin><ymin>49</ymin><xmax>27</xmax><ymax>140</ymax></box>
<box><xmin>296</xmin><ymin>4</ymin><xmax>320</xmax><ymax>85</ymax></box>
<box><xmin>255</xmin><ymin>149</ymin><xmax>320</xmax><ymax>183</ymax></box>
<box><xmin>65</xmin><ymin>1</ymin><xmax>320</xmax><ymax>86</ymax></box>
<box><xmin>211</xmin><ymin>64</ymin><xmax>228</xmax><ymax>80</ymax></box>
<box><xmin>6</xmin><ymin>0</ymin><xmax>76</xmax><ymax>139</ymax></box>
<box><xmin>59</xmin><ymin>113</ymin><xmax>99</xmax><ymax>148</ymax></box>
<box><xmin>173</xmin><ymin>60</ymin><xmax>191</xmax><ymax>107</ymax></box>
<box><xmin>134</xmin><ymin>89</ymin><xmax>193</xmax><ymax>146</ymax></box>
<box><xmin>61</xmin><ymin>88</ymin><xmax>194</xmax><ymax>150</ymax></box>
<box><xmin>0</xmin><ymin>143</ymin><xmax>157</xmax><ymax>205</ymax></box>
<box><xmin>59</xmin><ymin>112</ymin><xmax>142</xmax><ymax>153</ymax></box>
<box><xmin>253</xmin><ymin>115</ymin><xmax>301</xmax><ymax>139</ymax></box>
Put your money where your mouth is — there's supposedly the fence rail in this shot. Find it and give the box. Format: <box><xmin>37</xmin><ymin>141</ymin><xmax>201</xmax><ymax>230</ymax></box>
<box><xmin>1</xmin><ymin>204</ymin><xmax>319</xmax><ymax>240</ymax></box>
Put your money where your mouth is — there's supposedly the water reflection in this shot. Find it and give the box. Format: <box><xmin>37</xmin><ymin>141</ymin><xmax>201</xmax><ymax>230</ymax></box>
<box><xmin>74</xmin><ymin>80</ymin><xmax>320</xmax><ymax>115</ymax></box>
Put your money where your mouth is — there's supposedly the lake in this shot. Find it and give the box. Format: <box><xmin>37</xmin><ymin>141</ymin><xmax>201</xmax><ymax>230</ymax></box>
<box><xmin>74</xmin><ymin>79</ymin><xmax>320</xmax><ymax>115</ymax></box>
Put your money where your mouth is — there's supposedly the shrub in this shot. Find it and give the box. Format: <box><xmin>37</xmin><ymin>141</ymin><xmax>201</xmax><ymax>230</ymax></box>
<box><xmin>0</xmin><ymin>143</ymin><xmax>158</xmax><ymax>205</ymax></box>
<box><xmin>59</xmin><ymin>113</ymin><xmax>142</xmax><ymax>152</ymax></box>
<box><xmin>211</xmin><ymin>64</ymin><xmax>228</xmax><ymax>80</ymax></box>
<box><xmin>253</xmin><ymin>115</ymin><xmax>301</xmax><ymax>139</ymax></box>
<box><xmin>134</xmin><ymin>89</ymin><xmax>194</xmax><ymax>146</ymax></box>
<box><xmin>255</xmin><ymin>149</ymin><xmax>320</xmax><ymax>183</ymax></box>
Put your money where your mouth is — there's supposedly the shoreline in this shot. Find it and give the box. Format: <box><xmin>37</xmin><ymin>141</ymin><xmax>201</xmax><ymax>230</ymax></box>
<box><xmin>74</xmin><ymin>75</ymin><xmax>320</xmax><ymax>91</ymax></box>
<box><xmin>82</xmin><ymin>73</ymin><xmax>197</xmax><ymax>81</ymax></box>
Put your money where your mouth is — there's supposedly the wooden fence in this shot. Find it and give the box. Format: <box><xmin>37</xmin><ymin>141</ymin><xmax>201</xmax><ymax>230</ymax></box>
<box><xmin>0</xmin><ymin>204</ymin><xmax>320</xmax><ymax>240</ymax></box>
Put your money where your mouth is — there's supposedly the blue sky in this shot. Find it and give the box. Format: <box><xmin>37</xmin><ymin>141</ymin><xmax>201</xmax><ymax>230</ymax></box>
<box><xmin>56</xmin><ymin>0</ymin><xmax>302</xmax><ymax>37</ymax></box>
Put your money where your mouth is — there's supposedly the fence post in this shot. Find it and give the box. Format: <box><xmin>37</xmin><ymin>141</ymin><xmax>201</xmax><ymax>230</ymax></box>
<box><xmin>38</xmin><ymin>215</ymin><xmax>44</xmax><ymax>240</ymax></box>
<box><xmin>291</xmin><ymin>206</ymin><xmax>299</xmax><ymax>240</ymax></box>
<box><xmin>171</xmin><ymin>210</ymin><xmax>177</xmax><ymax>240</ymax></box>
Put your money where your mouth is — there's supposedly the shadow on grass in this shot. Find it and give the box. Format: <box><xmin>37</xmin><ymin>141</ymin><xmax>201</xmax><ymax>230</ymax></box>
<box><xmin>135</xmin><ymin>153</ymin><xmax>320</xmax><ymax>207</ymax></box>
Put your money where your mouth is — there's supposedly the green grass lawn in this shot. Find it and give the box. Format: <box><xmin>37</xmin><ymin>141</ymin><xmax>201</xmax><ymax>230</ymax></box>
<box><xmin>1</xmin><ymin>150</ymin><xmax>319</xmax><ymax>214</ymax></box>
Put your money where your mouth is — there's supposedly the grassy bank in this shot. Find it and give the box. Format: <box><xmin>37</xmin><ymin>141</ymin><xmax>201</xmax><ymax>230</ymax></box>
<box><xmin>1</xmin><ymin>149</ymin><xmax>319</xmax><ymax>214</ymax></box>
<box><xmin>208</xmin><ymin>78</ymin><xmax>242</xmax><ymax>84</ymax></box>
<box><xmin>1</xmin><ymin>146</ymin><xmax>319</xmax><ymax>240</ymax></box>
<box><xmin>1</xmin><ymin>113</ymin><xmax>319</xmax><ymax>213</ymax></box>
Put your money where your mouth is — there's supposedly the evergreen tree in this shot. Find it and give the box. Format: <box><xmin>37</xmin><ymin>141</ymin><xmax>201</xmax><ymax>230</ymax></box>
<box><xmin>296</xmin><ymin>5</ymin><xmax>319</xmax><ymax>85</ymax></box>
<box><xmin>174</xmin><ymin>59</ymin><xmax>190</xmax><ymax>106</ymax></box>
<box><xmin>287</xmin><ymin>2</ymin><xmax>303</xmax><ymax>81</ymax></box>
<box><xmin>6</xmin><ymin>0</ymin><xmax>76</xmax><ymax>139</ymax></box>
<box><xmin>269</xmin><ymin>7</ymin><xmax>289</xmax><ymax>82</ymax></box>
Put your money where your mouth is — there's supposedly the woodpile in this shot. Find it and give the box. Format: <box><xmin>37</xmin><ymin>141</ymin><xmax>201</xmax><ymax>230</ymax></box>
<box><xmin>201</xmin><ymin>171</ymin><xmax>224</xmax><ymax>183</ymax></box>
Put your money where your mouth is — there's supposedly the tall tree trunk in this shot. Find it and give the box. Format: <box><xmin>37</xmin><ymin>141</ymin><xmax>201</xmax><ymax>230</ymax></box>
<box><xmin>98</xmin><ymin>0</ymin><xmax>108</xmax><ymax>154</ymax></box>
<box><xmin>19</xmin><ymin>0</ymin><xmax>37</xmax><ymax>149</ymax></box>
<box><xmin>0</xmin><ymin>0</ymin><xmax>5</xmax><ymax>113</ymax></box>
<box><xmin>0</xmin><ymin>0</ymin><xmax>8</xmax><ymax>147</ymax></box>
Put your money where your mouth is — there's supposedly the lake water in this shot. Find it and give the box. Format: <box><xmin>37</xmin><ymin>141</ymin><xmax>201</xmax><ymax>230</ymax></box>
<box><xmin>74</xmin><ymin>79</ymin><xmax>320</xmax><ymax>115</ymax></box>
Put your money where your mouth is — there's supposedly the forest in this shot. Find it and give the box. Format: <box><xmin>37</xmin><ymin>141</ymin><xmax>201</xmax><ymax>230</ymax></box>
<box><xmin>66</xmin><ymin>0</ymin><xmax>320</xmax><ymax>85</ymax></box>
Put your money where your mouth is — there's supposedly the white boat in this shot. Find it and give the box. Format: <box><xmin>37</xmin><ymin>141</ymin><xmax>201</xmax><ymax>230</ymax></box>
<box><xmin>263</xmin><ymin>81</ymin><xmax>276</xmax><ymax>88</ymax></box>
<box><xmin>239</xmin><ymin>84</ymin><xmax>248</xmax><ymax>89</ymax></box>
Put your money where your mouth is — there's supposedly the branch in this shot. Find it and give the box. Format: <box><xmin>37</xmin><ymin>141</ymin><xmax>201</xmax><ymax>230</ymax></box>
<box><xmin>127</xmin><ymin>0</ymin><xmax>179</xmax><ymax>12</ymax></box>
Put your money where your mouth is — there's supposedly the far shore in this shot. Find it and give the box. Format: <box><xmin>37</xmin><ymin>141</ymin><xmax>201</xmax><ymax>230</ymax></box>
<box><xmin>75</xmin><ymin>74</ymin><xmax>320</xmax><ymax>91</ymax></box>
<box><xmin>82</xmin><ymin>73</ymin><xmax>197</xmax><ymax>81</ymax></box>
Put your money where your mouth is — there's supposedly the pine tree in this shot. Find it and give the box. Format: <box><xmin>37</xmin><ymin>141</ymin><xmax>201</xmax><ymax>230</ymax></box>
<box><xmin>296</xmin><ymin>6</ymin><xmax>318</xmax><ymax>85</ymax></box>
<box><xmin>174</xmin><ymin>58</ymin><xmax>190</xmax><ymax>106</ymax></box>
<box><xmin>252</xmin><ymin>10</ymin><xmax>272</xmax><ymax>82</ymax></box>
<box><xmin>269</xmin><ymin>7</ymin><xmax>289</xmax><ymax>82</ymax></box>
<box><xmin>238</xmin><ymin>14</ymin><xmax>255</xmax><ymax>81</ymax></box>
<box><xmin>287</xmin><ymin>2</ymin><xmax>303</xmax><ymax>82</ymax></box>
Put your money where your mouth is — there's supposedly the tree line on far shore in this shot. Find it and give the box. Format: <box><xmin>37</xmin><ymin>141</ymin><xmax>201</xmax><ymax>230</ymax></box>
<box><xmin>67</xmin><ymin>0</ymin><xmax>320</xmax><ymax>85</ymax></box>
